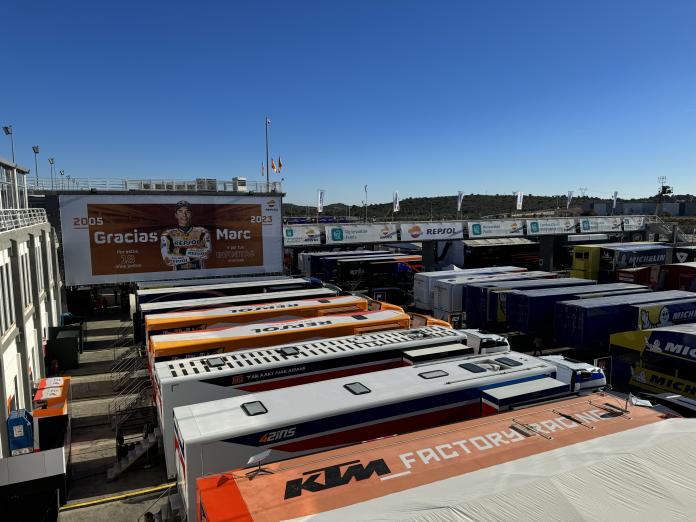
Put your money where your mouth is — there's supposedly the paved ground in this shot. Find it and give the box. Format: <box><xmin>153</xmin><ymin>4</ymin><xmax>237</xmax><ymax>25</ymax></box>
<box><xmin>59</xmin><ymin>309</ymin><xmax>171</xmax><ymax>521</ymax></box>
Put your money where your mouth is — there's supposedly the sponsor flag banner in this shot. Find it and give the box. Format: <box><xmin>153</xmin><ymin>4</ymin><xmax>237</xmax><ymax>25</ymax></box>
<box><xmin>325</xmin><ymin>224</ymin><xmax>398</xmax><ymax>244</ymax></box>
<box><xmin>526</xmin><ymin>218</ymin><xmax>577</xmax><ymax>236</ymax></box>
<box><xmin>59</xmin><ymin>194</ymin><xmax>282</xmax><ymax>286</ymax></box>
<box><xmin>515</xmin><ymin>192</ymin><xmax>524</xmax><ymax>211</ymax></box>
<box><xmin>393</xmin><ymin>191</ymin><xmax>400</xmax><ymax>213</ymax></box>
<box><xmin>467</xmin><ymin>220</ymin><xmax>524</xmax><ymax>238</ymax></box>
<box><xmin>317</xmin><ymin>190</ymin><xmax>325</xmax><ymax>213</ymax></box>
<box><xmin>457</xmin><ymin>191</ymin><xmax>464</xmax><ymax>212</ymax></box>
<box><xmin>283</xmin><ymin>225</ymin><xmax>322</xmax><ymax>246</ymax></box>
<box><xmin>580</xmin><ymin>216</ymin><xmax>645</xmax><ymax>233</ymax></box>
<box><xmin>400</xmin><ymin>222</ymin><xmax>465</xmax><ymax>241</ymax></box>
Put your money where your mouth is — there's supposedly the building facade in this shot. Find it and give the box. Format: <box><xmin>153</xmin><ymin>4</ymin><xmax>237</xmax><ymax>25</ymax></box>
<box><xmin>0</xmin><ymin>156</ymin><xmax>62</xmax><ymax>457</ymax></box>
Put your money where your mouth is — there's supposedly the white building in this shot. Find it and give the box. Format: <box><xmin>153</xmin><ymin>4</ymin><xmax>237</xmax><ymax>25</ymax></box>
<box><xmin>0</xmin><ymin>155</ymin><xmax>63</xmax><ymax>457</ymax></box>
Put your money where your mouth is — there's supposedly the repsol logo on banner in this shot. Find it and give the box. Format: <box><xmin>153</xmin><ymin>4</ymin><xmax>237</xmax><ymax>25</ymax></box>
<box><xmin>649</xmin><ymin>374</ymin><xmax>696</xmax><ymax>396</ymax></box>
<box><xmin>250</xmin><ymin>320</ymin><xmax>332</xmax><ymax>333</ymax></box>
<box><xmin>426</xmin><ymin>227</ymin><xmax>457</xmax><ymax>236</ymax></box>
<box><xmin>284</xmin><ymin>459</ymin><xmax>391</xmax><ymax>499</ymax></box>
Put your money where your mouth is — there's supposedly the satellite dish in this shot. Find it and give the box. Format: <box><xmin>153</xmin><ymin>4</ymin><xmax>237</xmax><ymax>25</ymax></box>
<box><xmin>247</xmin><ymin>449</ymin><xmax>272</xmax><ymax>466</ymax></box>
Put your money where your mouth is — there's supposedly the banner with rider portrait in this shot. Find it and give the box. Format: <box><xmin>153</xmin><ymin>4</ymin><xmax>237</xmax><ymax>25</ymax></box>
<box><xmin>59</xmin><ymin>194</ymin><xmax>282</xmax><ymax>285</ymax></box>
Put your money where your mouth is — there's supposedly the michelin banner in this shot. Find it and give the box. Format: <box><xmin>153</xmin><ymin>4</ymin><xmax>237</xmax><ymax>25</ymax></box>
<box><xmin>467</xmin><ymin>220</ymin><xmax>524</xmax><ymax>238</ymax></box>
<box><xmin>580</xmin><ymin>216</ymin><xmax>645</xmax><ymax>233</ymax></box>
<box><xmin>526</xmin><ymin>218</ymin><xmax>578</xmax><ymax>236</ymax></box>
<box><xmin>283</xmin><ymin>225</ymin><xmax>322</xmax><ymax>246</ymax></box>
<box><xmin>59</xmin><ymin>195</ymin><xmax>283</xmax><ymax>286</ymax></box>
<box><xmin>325</xmin><ymin>224</ymin><xmax>398</xmax><ymax>244</ymax></box>
<box><xmin>400</xmin><ymin>222</ymin><xmax>464</xmax><ymax>241</ymax></box>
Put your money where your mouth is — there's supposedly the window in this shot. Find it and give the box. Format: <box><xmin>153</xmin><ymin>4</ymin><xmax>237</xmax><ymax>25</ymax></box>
<box><xmin>241</xmin><ymin>401</ymin><xmax>268</xmax><ymax>416</ymax></box>
<box><xmin>344</xmin><ymin>382</ymin><xmax>371</xmax><ymax>395</ymax></box>
<box><xmin>459</xmin><ymin>362</ymin><xmax>486</xmax><ymax>373</ymax></box>
<box><xmin>418</xmin><ymin>370</ymin><xmax>449</xmax><ymax>379</ymax></box>
<box><xmin>495</xmin><ymin>357</ymin><xmax>523</xmax><ymax>367</ymax></box>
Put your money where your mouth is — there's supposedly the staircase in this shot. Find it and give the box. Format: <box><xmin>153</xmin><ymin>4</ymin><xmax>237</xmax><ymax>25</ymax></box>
<box><xmin>157</xmin><ymin>490</ymin><xmax>185</xmax><ymax>522</ymax></box>
<box><xmin>644</xmin><ymin>215</ymin><xmax>689</xmax><ymax>243</ymax></box>
<box><xmin>108</xmin><ymin>377</ymin><xmax>153</xmax><ymax>430</ymax></box>
<box><xmin>106</xmin><ymin>427</ymin><xmax>161</xmax><ymax>481</ymax></box>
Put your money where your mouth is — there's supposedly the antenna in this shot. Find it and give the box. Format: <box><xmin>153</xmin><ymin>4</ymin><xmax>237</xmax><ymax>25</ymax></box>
<box><xmin>245</xmin><ymin>449</ymin><xmax>274</xmax><ymax>480</ymax></box>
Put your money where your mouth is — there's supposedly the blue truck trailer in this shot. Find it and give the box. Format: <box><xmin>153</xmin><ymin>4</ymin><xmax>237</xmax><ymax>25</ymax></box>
<box><xmin>464</xmin><ymin>275</ymin><xmax>561</xmax><ymax>327</ymax></box>
<box><xmin>554</xmin><ymin>290</ymin><xmax>696</xmax><ymax>350</ymax></box>
<box><xmin>506</xmin><ymin>283</ymin><xmax>650</xmax><ymax>337</ymax></box>
<box><xmin>485</xmin><ymin>278</ymin><xmax>597</xmax><ymax>328</ymax></box>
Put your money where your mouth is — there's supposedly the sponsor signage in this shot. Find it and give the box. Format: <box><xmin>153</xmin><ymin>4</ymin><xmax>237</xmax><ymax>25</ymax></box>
<box><xmin>399</xmin><ymin>222</ymin><xmax>465</xmax><ymax>241</ymax></box>
<box><xmin>630</xmin><ymin>366</ymin><xmax>696</xmax><ymax>397</ymax></box>
<box><xmin>281</xmin><ymin>408</ymin><xmax>608</xmax><ymax>500</ymax></box>
<box><xmin>580</xmin><ymin>216</ymin><xmax>645</xmax><ymax>233</ymax></box>
<box><xmin>526</xmin><ymin>218</ymin><xmax>577</xmax><ymax>236</ymax></box>
<box><xmin>467</xmin><ymin>220</ymin><xmax>524</xmax><ymax>238</ymax></box>
<box><xmin>283</xmin><ymin>225</ymin><xmax>322</xmax><ymax>246</ymax></box>
<box><xmin>59</xmin><ymin>194</ymin><xmax>282</xmax><ymax>286</ymax></box>
<box><xmin>643</xmin><ymin>330</ymin><xmax>696</xmax><ymax>363</ymax></box>
<box><xmin>614</xmin><ymin>248</ymin><xmax>667</xmax><ymax>268</ymax></box>
<box><xmin>638</xmin><ymin>302</ymin><xmax>696</xmax><ymax>329</ymax></box>
<box><xmin>325</xmin><ymin>224</ymin><xmax>398</xmax><ymax>244</ymax></box>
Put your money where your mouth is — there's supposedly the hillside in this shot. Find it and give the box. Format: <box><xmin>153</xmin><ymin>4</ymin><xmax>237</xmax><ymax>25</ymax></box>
<box><xmin>283</xmin><ymin>193</ymin><xmax>696</xmax><ymax>221</ymax></box>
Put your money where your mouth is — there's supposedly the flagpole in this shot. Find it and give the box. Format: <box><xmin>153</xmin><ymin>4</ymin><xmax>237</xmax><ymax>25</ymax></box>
<box><xmin>265</xmin><ymin>116</ymin><xmax>270</xmax><ymax>181</ymax></box>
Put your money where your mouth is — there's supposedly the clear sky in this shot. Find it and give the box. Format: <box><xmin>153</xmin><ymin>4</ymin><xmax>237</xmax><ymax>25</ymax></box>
<box><xmin>3</xmin><ymin>1</ymin><xmax>696</xmax><ymax>206</ymax></box>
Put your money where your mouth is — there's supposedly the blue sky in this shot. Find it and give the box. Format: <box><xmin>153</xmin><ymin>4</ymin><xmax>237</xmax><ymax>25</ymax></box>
<box><xmin>3</xmin><ymin>1</ymin><xmax>696</xmax><ymax>206</ymax></box>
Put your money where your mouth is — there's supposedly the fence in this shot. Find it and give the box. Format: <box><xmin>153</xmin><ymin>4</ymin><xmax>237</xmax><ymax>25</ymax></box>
<box><xmin>29</xmin><ymin>177</ymin><xmax>282</xmax><ymax>194</ymax></box>
<box><xmin>0</xmin><ymin>208</ymin><xmax>48</xmax><ymax>232</ymax></box>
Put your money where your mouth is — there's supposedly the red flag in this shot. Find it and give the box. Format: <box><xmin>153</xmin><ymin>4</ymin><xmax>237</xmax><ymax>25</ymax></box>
<box><xmin>271</xmin><ymin>158</ymin><xmax>277</xmax><ymax>173</ymax></box>
<box><xmin>261</xmin><ymin>162</ymin><xmax>265</xmax><ymax>177</ymax></box>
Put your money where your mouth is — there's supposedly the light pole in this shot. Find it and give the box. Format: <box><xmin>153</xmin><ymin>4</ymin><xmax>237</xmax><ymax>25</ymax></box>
<box><xmin>60</xmin><ymin>170</ymin><xmax>65</xmax><ymax>190</ymax></box>
<box><xmin>48</xmin><ymin>157</ymin><xmax>55</xmax><ymax>190</ymax></box>
<box><xmin>3</xmin><ymin>125</ymin><xmax>19</xmax><ymax>207</ymax></box>
<box><xmin>32</xmin><ymin>146</ymin><xmax>40</xmax><ymax>186</ymax></box>
<box><xmin>364</xmin><ymin>185</ymin><xmax>368</xmax><ymax>222</ymax></box>
<box><xmin>2</xmin><ymin>125</ymin><xmax>14</xmax><ymax>162</ymax></box>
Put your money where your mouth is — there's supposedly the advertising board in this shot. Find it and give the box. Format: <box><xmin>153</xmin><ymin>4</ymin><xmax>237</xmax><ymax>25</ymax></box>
<box><xmin>399</xmin><ymin>222</ymin><xmax>464</xmax><ymax>241</ymax></box>
<box><xmin>59</xmin><ymin>195</ymin><xmax>282</xmax><ymax>286</ymax></box>
<box><xmin>467</xmin><ymin>220</ymin><xmax>524</xmax><ymax>238</ymax></box>
<box><xmin>283</xmin><ymin>225</ymin><xmax>322</xmax><ymax>246</ymax></box>
<box><xmin>580</xmin><ymin>216</ymin><xmax>645</xmax><ymax>233</ymax></box>
<box><xmin>324</xmin><ymin>224</ymin><xmax>398</xmax><ymax>244</ymax></box>
<box><xmin>526</xmin><ymin>218</ymin><xmax>577</xmax><ymax>236</ymax></box>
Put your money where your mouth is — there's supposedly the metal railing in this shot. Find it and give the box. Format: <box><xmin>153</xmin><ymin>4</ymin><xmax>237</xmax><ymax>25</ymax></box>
<box><xmin>0</xmin><ymin>208</ymin><xmax>48</xmax><ymax>232</ymax></box>
<box><xmin>109</xmin><ymin>378</ymin><xmax>152</xmax><ymax>430</ymax></box>
<box><xmin>30</xmin><ymin>177</ymin><xmax>283</xmax><ymax>194</ymax></box>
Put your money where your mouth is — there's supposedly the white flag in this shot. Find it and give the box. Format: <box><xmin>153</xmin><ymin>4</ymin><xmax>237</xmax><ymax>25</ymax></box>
<box><xmin>516</xmin><ymin>191</ymin><xmax>524</xmax><ymax>211</ymax></box>
<box><xmin>393</xmin><ymin>191</ymin><xmax>400</xmax><ymax>213</ymax></box>
<box><xmin>566</xmin><ymin>191</ymin><xmax>574</xmax><ymax>209</ymax></box>
<box><xmin>612</xmin><ymin>191</ymin><xmax>619</xmax><ymax>210</ymax></box>
<box><xmin>317</xmin><ymin>190</ymin><xmax>325</xmax><ymax>213</ymax></box>
<box><xmin>457</xmin><ymin>191</ymin><xmax>464</xmax><ymax>212</ymax></box>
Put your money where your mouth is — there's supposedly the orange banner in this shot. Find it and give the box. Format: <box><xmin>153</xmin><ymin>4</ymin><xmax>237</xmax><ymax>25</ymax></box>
<box><xmin>87</xmin><ymin>202</ymin><xmax>264</xmax><ymax>275</ymax></box>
